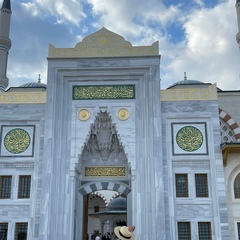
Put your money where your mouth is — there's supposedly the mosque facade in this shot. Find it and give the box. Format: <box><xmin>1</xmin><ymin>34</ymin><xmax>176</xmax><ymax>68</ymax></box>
<box><xmin>1</xmin><ymin>0</ymin><xmax>240</xmax><ymax>239</ymax></box>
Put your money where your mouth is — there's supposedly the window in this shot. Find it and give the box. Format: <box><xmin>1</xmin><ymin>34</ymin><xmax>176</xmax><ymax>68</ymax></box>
<box><xmin>18</xmin><ymin>176</ymin><xmax>31</xmax><ymax>199</ymax></box>
<box><xmin>198</xmin><ymin>222</ymin><xmax>212</xmax><ymax>240</ymax></box>
<box><xmin>0</xmin><ymin>223</ymin><xmax>8</xmax><ymax>240</ymax></box>
<box><xmin>15</xmin><ymin>223</ymin><xmax>28</xmax><ymax>240</ymax></box>
<box><xmin>0</xmin><ymin>176</ymin><xmax>12</xmax><ymax>199</ymax></box>
<box><xmin>175</xmin><ymin>174</ymin><xmax>188</xmax><ymax>197</ymax></box>
<box><xmin>94</xmin><ymin>203</ymin><xmax>100</xmax><ymax>213</ymax></box>
<box><xmin>195</xmin><ymin>174</ymin><xmax>208</xmax><ymax>198</ymax></box>
<box><xmin>177</xmin><ymin>222</ymin><xmax>191</xmax><ymax>240</ymax></box>
<box><xmin>238</xmin><ymin>222</ymin><xmax>240</xmax><ymax>240</ymax></box>
<box><xmin>234</xmin><ymin>173</ymin><xmax>240</xmax><ymax>198</ymax></box>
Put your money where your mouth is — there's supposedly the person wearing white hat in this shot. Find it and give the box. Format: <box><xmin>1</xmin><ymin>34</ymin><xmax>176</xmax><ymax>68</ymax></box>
<box><xmin>114</xmin><ymin>226</ymin><xmax>135</xmax><ymax>240</ymax></box>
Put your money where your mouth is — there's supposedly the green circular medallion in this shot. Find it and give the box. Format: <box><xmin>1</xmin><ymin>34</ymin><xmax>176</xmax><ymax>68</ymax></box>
<box><xmin>4</xmin><ymin>128</ymin><xmax>30</xmax><ymax>154</ymax></box>
<box><xmin>176</xmin><ymin>126</ymin><xmax>203</xmax><ymax>152</ymax></box>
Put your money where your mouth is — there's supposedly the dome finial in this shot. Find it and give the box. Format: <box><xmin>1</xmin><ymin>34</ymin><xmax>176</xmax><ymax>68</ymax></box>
<box><xmin>38</xmin><ymin>74</ymin><xmax>41</xmax><ymax>83</ymax></box>
<box><xmin>184</xmin><ymin>72</ymin><xmax>187</xmax><ymax>81</ymax></box>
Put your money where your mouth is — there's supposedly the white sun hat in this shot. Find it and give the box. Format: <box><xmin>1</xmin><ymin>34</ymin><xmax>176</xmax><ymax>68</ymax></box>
<box><xmin>114</xmin><ymin>226</ymin><xmax>135</xmax><ymax>240</ymax></box>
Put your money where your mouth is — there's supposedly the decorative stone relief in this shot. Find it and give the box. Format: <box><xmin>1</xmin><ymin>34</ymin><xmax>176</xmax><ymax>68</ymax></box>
<box><xmin>78</xmin><ymin>109</ymin><xmax>91</xmax><ymax>121</ymax></box>
<box><xmin>79</xmin><ymin>111</ymin><xmax>127</xmax><ymax>164</ymax></box>
<box><xmin>117</xmin><ymin>108</ymin><xmax>130</xmax><ymax>121</ymax></box>
<box><xmin>0</xmin><ymin>92</ymin><xmax>46</xmax><ymax>104</ymax></box>
<box><xmin>161</xmin><ymin>84</ymin><xmax>218</xmax><ymax>101</ymax></box>
<box><xmin>49</xmin><ymin>27</ymin><xmax>159</xmax><ymax>58</ymax></box>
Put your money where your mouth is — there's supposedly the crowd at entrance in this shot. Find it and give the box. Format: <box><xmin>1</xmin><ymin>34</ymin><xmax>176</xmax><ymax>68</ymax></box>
<box><xmin>90</xmin><ymin>232</ymin><xmax>112</xmax><ymax>240</ymax></box>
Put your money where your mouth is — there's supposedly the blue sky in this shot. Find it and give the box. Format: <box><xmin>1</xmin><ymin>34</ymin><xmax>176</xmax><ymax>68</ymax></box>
<box><xmin>3</xmin><ymin>0</ymin><xmax>240</xmax><ymax>90</ymax></box>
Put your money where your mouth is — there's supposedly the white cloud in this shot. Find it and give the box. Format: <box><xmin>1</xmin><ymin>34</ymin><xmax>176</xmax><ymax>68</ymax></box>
<box><xmin>5</xmin><ymin>0</ymin><xmax>240</xmax><ymax>91</ymax></box>
<box><xmin>161</xmin><ymin>0</ymin><xmax>240</xmax><ymax>90</ymax></box>
<box><xmin>87</xmin><ymin>0</ymin><xmax>182</xmax><ymax>42</ymax></box>
<box><xmin>21</xmin><ymin>0</ymin><xmax>86</xmax><ymax>25</ymax></box>
<box><xmin>194</xmin><ymin>0</ymin><xmax>205</xmax><ymax>7</ymax></box>
<box><xmin>21</xmin><ymin>2</ymin><xmax>40</xmax><ymax>17</ymax></box>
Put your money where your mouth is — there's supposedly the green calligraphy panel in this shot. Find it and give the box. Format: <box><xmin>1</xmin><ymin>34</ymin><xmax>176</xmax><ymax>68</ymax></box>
<box><xmin>73</xmin><ymin>85</ymin><xmax>135</xmax><ymax>100</ymax></box>
<box><xmin>4</xmin><ymin>128</ymin><xmax>30</xmax><ymax>154</ymax></box>
<box><xmin>176</xmin><ymin>126</ymin><xmax>203</xmax><ymax>152</ymax></box>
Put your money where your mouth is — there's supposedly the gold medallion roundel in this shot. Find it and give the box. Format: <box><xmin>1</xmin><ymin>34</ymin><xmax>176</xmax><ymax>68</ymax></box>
<box><xmin>117</xmin><ymin>108</ymin><xmax>130</xmax><ymax>121</ymax></box>
<box><xmin>78</xmin><ymin>109</ymin><xmax>90</xmax><ymax>121</ymax></box>
<box><xmin>4</xmin><ymin>128</ymin><xmax>31</xmax><ymax>154</ymax></box>
<box><xmin>176</xmin><ymin>126</ymin><xmax>203</xmax><ymax>152</ymax></box>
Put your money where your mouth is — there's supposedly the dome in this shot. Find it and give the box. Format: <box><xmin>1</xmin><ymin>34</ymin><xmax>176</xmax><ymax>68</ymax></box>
<box><xmin>167</xmin><ymin>72</ymin><xmax>207</xmax><ymax>89</ymax></box>
<box><xmin>106</xmin><ymin>197</ymin><xmax>127</xmax><ymax>211</ymax></box>
<box><xmin>19</xmin><ymin>82</ymin><xmax>47</xmax><ymax>88</ymax></box>
<box><xmin>167</xmin><ymin>79</ymin><xmax>204</xmax><ymax>89</ymax></box>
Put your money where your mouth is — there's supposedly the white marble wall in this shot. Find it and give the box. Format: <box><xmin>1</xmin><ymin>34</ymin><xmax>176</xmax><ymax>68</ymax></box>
<box><xmin>0</xmin><ymin>103</ymin><xmax>45</xmax><ymax>239</ymax></box>
<box><xmin>38</xmin><ymin>55</ymin><xmax>164</xmax><ymax>240</ymax></box>
<box><xmin>36</xmin><ymin>54</ymin><xmax>229</xmax><ymax>240</ymax></box>
<box><xmin>161</xmin><ymin>99</ymin><xmax>229</xmax><ymax>239</ymax></box>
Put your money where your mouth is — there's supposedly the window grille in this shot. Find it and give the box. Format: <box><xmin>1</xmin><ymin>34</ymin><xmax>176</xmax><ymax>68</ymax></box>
<box><xmin>15</xmin><ymin>223</ymin><xmax>28</xmax><ymax>240</ymax></box>
<box><xmin>234</xmin><ymin>173</ymin><xmax>240</xmax><ymax>198</ymax></box>
<box><xmin>195</xmin><ymin>174</ymin><xmax>208</xmax><ymax>198</ymax></box>
<box><xmin>18</xmin><ymin>176</ymin><xmax>31</xmax><ymax>199</ymax></box>
<box><xmin>0</xmin><ymin>223</ymin><xmax>8</xmax><ymax>240</ymax></box>
<box><xmin>175</xmin><ymin>174</ymin><xmax>188</xmax><ymax>197</ymax></box>
<box><xmin>198</xmin><ymin>222</ymin><xmax>212</xmax><ymax>240</ymax></box>
<box><xmin>237</xmin><ymin>222</ymin><xmax>240</xmax><ymax>240</ymax></box>
<box><xmin>177</xmin><ymin>222</ymin><xmax>191</xmax><ymax>240</ymax></box>
<box><xmin>220</xmin><ymin>118</ymin><xmax>236</xmax><ymax>143</ymax></box>
<box><xmin>0</xmin><ymin>176</ymin><xmax>12</xmax><ymax>199</ymax></box>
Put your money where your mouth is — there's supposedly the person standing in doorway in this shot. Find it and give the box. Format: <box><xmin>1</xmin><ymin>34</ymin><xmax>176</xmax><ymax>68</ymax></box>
<box><xmin>95</xmin><ymin>233</ymin><xmax>101</xmax><ymax>240</ymax></box>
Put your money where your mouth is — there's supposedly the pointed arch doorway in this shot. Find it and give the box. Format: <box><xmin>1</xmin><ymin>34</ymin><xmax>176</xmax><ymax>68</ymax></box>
<box><xmin>74</xmin><ymin>111</ymin><xmax>133</xmax><ymax>240</ymax></box>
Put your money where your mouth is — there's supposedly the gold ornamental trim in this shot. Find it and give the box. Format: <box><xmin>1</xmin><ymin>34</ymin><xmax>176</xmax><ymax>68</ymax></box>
<box><xmin>161</xmin><ymin>84</ymin><xmax>217</xmax><ymax>101</ymax></box>
<box><xmin>0</xmin><ymin>92</ymin><xmax>46</xmax><ymax>104</ymax></box>
<box><xmin>49</xmin><ymin>27</ymin><xmax>159</xmax><ymax>58</ymax></box>
<box><xmin>78</xmin><ymin>109</ymin><xmax>90</xmax><ymax>121</ymax></box>
<box><xmin>117</xmin><ymin>108</ymin><xmax>130</xmax><ymax>120</ymax></box>
<box><xmin>85</xmin><ymin>166</ymin><xmax>126</xmax><ymax>177</ymax></box>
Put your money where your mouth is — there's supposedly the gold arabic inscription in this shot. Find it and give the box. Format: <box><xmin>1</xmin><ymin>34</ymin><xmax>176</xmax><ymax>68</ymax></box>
<box><xmin>73</xmin><ymin>85</ymin><xmax>135</xmax><ymax>100</ymax></box>
<box><xmin>176</xmin><ymin>126</ymin><xmax>203</xmax><ymax>152</ymax></box>
<box><xmin>85</xmin><ymin>166</ymin><xmax>126</xmax><ymax>177</ymax></box>
<box><xmin>4</xmin><ymin>128</ymin><xmax>31</xmax><ymax>154</ymax></box>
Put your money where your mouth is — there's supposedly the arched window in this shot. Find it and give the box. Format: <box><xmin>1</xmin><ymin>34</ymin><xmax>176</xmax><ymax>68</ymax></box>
<box><xmin>234</xmin><ymin>173</ymin><xmax>240</xmax><ymax>198</ymax></box>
